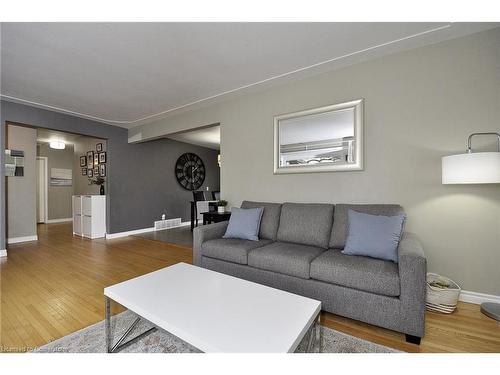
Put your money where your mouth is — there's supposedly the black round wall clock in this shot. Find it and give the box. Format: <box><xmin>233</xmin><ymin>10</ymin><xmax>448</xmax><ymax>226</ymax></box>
<box><xmin>175</xmin><ymin>153</ymin><xmax>206</xmax><ymax>191</ymax></box>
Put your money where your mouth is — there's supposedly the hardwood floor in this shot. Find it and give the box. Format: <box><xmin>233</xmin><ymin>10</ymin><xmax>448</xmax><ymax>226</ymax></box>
<box><xmin>1</xmin><ymin>223</ymin><xmax>192</xmax><ymax>352</ymax></box>
<box><xmin>1</xmin><ymin>223</ymin><xmax>499</xmax><ymax>352</ymax></box>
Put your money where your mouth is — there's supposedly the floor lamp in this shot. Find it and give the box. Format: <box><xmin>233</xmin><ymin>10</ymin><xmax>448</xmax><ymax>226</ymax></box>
<box><xmin>442</xmin><ymin>132</ymin><xmax>500</xmax><ymax>321</ymax></box>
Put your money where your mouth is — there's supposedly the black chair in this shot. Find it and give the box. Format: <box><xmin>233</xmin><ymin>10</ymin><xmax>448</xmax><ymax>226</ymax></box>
<box><xmin>193</xmin><ymin>191</ymin><xmax>206</xmax><ymax>202</ymax></box>
<box><xmin>211</xmin><ymin>191</ymin><xmax>221</xmax><ymax>201</ymax></box>
<box><xmin>192</xmin><ymin>191</ymin><xmax>206</xmax><ymax>229</ymax></box>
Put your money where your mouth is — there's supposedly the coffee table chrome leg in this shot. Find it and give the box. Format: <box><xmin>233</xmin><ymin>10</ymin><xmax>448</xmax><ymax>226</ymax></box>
<box><xmin>105</xmin><ymin>296</ymin><xmax>157</xmax><ymax>353</ymax></box>
<box><xmin>105</xmin><ymin>296</ymin><xmax>112</xmax><ymax>353</ymax></box>
<box><xmin>110</xmin><ymin>317</ymin><xmax>141</xmax><ymax>352</ymax></box>
<box><xmin>315</xmin><ymin>313</ymin><xmax>322</xmax><ymax>353</ymax></box>
<box><xmin>306</xmin><ymin>327</ymin><xmax>315</xmax><ymax>352</ymax></box>
<box><xmin>306</xmin><ymin>311</ymin><xmax>321</xmax><ymax>353</ymax></box>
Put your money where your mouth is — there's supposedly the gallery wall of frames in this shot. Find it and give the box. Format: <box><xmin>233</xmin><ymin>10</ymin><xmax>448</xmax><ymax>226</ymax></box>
<box><xmin>79</xmin><ymin>142</ymin><xmax>106</xmax><ymax>180</ymax></box>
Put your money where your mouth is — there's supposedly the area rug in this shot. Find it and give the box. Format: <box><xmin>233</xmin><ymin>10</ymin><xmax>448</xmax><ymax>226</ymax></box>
<box><xmin>35</xmin><ymin>310</ymin><xmax>399</xmax><ymax>353</ymax></box>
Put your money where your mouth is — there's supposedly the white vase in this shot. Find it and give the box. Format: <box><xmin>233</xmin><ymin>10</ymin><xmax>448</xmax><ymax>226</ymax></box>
<box><xmin>218</xmin><ymin>206</ymin><xmax>225</xmax><ymax>213</ymax></box>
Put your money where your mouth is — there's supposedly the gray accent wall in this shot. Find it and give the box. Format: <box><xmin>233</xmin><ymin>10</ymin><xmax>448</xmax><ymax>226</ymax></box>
<box><xmin>110</xmin><ymin>137</ymin><xmax>220</xmax><ymax>231</ymax></box>
<box><xmin>37</xmin><ymin>143</ymin><xmax>74</xmax><ymax>220</ymax></box>
<box><xmin>128</xmin><ymin>28</ymin><xmax>500</xmax><ymax>296</ymax></box>
<box><xmin>6</xmin><ymin>124</ymin><xmax>37</xmax><ymax>239</ymax></box>
<box><xmin>0</xmin><ymin>102</ymin><xmax>220</xmax><ymax>251</ymax></box>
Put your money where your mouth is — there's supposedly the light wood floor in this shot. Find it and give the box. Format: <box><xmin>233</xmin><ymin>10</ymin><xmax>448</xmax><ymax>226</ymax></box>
<box><xmin>1</xmin><ymin>223</ymin><xmax>499</xmax><ymax>353</ymax></box>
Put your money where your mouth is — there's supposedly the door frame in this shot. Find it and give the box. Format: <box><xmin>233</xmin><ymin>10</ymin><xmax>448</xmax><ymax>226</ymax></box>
<box><xmin>36</xmin><ymin>156</ymin><xmax>48</xmax><ymax>223</ymax></box>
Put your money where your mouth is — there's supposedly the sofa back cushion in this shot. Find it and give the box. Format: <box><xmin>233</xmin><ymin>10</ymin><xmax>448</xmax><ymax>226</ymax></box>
<box><xmin>330</xmin><ymin>204</ymin><xmax>405</xmax><ymax>249</ymax></box>
<box><xmin>241</xmin><ymin>201</ymin><xmax>282</xmax><ymax>240</ymax></box>
<box><xmin>277</xmin><ymin>203</ymin><xmax>334</xmax><ymax>249</ymax></box>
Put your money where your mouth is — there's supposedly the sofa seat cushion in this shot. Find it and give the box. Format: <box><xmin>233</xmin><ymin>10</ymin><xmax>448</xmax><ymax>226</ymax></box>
<box><xmin>248</xmin><ymin>241</ymin><xmax>325</xmax><ymax>279</ymax></box>
<box><xmin>310</xmin><ymin>249</ymin><xmax>400</xmax><ymax>297</ymax></box>
<box><xmin>201</xmin><ymin>238</ymin><xmax>272</xmax><ymax>265</ymax></box>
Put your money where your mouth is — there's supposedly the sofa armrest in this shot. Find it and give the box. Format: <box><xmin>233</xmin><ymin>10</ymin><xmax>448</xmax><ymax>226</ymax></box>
<box><xmin>398</xmin><ymin>232</ymin><xmax>427</xmax><ymax>337</ymax></box>
<box><xmin>192</xmin><ymin>222</ymin><xmax>229</xmax><ymax>266</ymax></box>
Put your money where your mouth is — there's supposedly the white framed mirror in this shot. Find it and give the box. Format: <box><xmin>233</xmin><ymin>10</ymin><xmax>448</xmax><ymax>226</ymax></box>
<box><xmin>273</xmin><ymin>99</ymin><xmax>364</xmax><ymax>174</ymax></box>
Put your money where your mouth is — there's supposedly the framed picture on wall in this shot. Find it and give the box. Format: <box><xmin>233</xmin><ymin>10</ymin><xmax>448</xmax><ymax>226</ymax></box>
<box><xmin>86</xmin><ymin>151</ymin><xmax>94</xmax><ymax>168</ymax></box>
<box><xmin>80</xmin><ymin>156</ymin><xmax>86</xmax><ymax>167</ymax></box>
<box><xmin>94</xmin><ymin>153</ymin><xmax>99</xmax><ymax>166</ymax></box>
<box><xmin>99</xmin><ymin>152</ymin><xmax>106</xmax><ymax>163</ymax></box>
<box><xmin>99</xmin><ymin>164</ymin><xmax>106</xmax><ymax>177</ymax></box>
<box><xmin>96</xmin><ymin>143</ymin><xmax>103</xmax><ymax>152</ymax></box>
<box><xmin>87</xmin><ymin>169</ymin><xmax>93</xmax><ymax>178</ymax></box>
<box><xmin>81</xmin><ymin>167</ymin><xmax>87</xmax><ymax>176</ymax></box>
<box><xmin>94</xmin><ymin>166</ymin><xmax>99</xmax><ymax>176</ymax></box>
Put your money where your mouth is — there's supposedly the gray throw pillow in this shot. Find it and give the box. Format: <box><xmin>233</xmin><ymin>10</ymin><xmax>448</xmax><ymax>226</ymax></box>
<box><xmin>342</xmin><ymin>209</ymin><xmax>406</xmax><ymax>263</ymax></box>
<box><xmin>223</xmin><ymin>207</ymin><xmax>264</xmax><ymax>241</ymax></box>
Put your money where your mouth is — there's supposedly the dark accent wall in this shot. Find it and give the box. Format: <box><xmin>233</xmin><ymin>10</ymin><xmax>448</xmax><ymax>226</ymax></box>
<box><xmin>110</xmin><ymin>137</ymin><xmax>220</xmax><ymax>231</ymax></box>
<box><xmin>0</xmin><ymin>100</ymin><xmax>220</xmax><ymax>249</ymax></box>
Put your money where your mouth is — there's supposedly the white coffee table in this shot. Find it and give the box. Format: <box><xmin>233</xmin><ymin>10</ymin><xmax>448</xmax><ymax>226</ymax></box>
<box><xmin>104</xmin><ymin>262</ymin><xmax>321</xmax><ymax>353</ymax></box>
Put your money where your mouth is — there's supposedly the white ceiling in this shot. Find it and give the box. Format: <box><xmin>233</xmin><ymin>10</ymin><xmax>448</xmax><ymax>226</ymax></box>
<box><xmin>36</xmin><ymin>128</ymin><xmax>81</xmax><ymax>145</ymax></box>
<box><xmin>1</xmin><ymin>23</ymin><xmax>498</xmax><ymax>129</ymax></box>
<box><xmin>167</xmin><ymin>125</ymin><xmax>220</xmax><ymax>150</ymax></box>
<box><xmin>36</xmin><ymin>128</ymin><xmax>104</xmax><ymax>145</ymax></box>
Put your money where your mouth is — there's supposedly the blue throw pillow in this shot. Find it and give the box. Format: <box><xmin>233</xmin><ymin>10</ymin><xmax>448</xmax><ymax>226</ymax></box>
<box><xmin>342</xmin><ymin>209</ymin><xmax>406</xmax><ymax>263</ymax></box>
<box><xmin>223</xmin><ymin>207</ymin><xmax>264</xmax><ymax>241</ymax></box>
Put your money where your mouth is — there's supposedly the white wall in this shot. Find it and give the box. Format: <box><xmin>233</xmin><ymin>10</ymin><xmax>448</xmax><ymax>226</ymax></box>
<box><xmin>38</xmin><ymin>143</ymin><xmax>74</xmax><ymax>220</ymax></box>
<box><xmin>6</xmin><ymin>124</ymin><xmax>37</xmax><ymax>239</ymax></box>
<box><xmin>130</xmin><ymin>28</ymin><xmax>500</xmax><ymax>295</ymax></box>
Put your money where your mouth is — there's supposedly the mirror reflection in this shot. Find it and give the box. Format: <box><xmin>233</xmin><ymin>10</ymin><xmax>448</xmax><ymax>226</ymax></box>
<box><xmin>274</xmin><ymin>100</ymin><xmax>363</xmax><ymax>174</ymax></box>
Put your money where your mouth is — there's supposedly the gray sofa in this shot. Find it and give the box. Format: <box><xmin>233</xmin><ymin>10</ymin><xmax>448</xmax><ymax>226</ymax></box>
<box><xmin>193</xmin><ymin>201</ymin><xmax>426</xmax><ymax>344</ymax></box>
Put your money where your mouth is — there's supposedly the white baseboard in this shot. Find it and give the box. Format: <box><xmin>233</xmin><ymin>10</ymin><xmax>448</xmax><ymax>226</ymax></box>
<box><xmin>153</xmin><ymin>221</ymin><xmax>192</xmax><ymax>231</ymax></box>
<box><xmin>459</xmin><ymin>290</ymin><xmax>500</xmax><ymax>305</ymax></box>
<box><xmin>105</xmin><ymin>227</ymin><xmax>155</xmax><ymax>239</ymax></box>
<box><xmin>7</xmin><ymin>235</ymin><xmax>38</xmax><ymax>244</ymax></box>
<box><xmin>46</xmin><ymin>218</ymin><xmax>73</xmax><ymax>224</ymax></box>
<box><xmin>0</xmin><ymin>249</ymin><xmax>7</xmax><ymax>257</ymax></box>
<box><xmin>106</xmin><ymin>221</ymin><xmax>191</xmax><ymax>239</ymax></box>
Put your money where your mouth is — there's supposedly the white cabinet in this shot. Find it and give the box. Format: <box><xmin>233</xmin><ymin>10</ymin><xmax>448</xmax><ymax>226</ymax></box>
<box><xmin>73</xmin><ymin>195</ymin><xmax>106</xmax><ymax>239</ymax></box>
<box><xmin>74</xmin><ymin>197</ymin><xmax>82</xmax><ymax>215</ymax></box>
<box><xmin>73</xmin><ymin>214</ymin><xmax>82</xmax><ymax>235</ymax></box>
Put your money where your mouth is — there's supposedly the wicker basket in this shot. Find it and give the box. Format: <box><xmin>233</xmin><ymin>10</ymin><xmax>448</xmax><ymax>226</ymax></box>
<box><xmin>426</xmin><ymin>273</ymin><xmax>461</xmax><ymax>314</ymax></box>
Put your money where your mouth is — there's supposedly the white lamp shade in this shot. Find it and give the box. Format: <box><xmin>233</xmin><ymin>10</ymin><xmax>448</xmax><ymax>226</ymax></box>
<box><xmin>442</xmin><ymin>152</ymin><xmax>500</xmax><ymax>184</ymax></box>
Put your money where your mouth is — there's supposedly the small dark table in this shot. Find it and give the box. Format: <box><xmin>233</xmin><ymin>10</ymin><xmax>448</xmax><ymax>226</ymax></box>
<box><xmin>202</xmin><ymin>211</ymin><xmax>231</xmax><ymax>225</ymax></box>
<box><xmin>190</xmin><ymin>201</ymin><xmax>219</xmax><ymax>231</ymax></box>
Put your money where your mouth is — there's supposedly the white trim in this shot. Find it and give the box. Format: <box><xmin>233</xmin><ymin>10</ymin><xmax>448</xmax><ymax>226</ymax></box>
<box><xmin>36</xmin><ymin>156</ymin><xmax>48</xmax><ymax>223</ymax></box>
<box><xmin>105</xmin><ymin>221</ymin><xmax>192</xmax><ymax>239</ymax></box>
<box><xmin>459</xmin><ymin>290</ymin><xmax>500</xmax><ymax>305</ymax></box>
<box><xmin>105</xmin><ymin>227</ymin><xmax>155</xmax><ymax>239</ymax></box>
<box><xmin>46</xmin><ymin>217</ymin><xmax>73</xmax><ymax>224</ymax></box>
<box><xmin>0</xmin><ymin>25</ymin><xmax>451</xmax><ymax>127</ymax></box>
<box><xmin>0</xmin><ymin>249</ymin><xmax>7</xmax><ymax>257</ymax></box>
<box><xmin>7</xmin><ymin>235</ymin><xmax>38</xmax><ymax>244</ymax></box>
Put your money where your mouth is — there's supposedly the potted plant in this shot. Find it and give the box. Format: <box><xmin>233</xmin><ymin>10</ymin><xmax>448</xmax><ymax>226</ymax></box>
<box><xmin>90</xmin><ymin>176</ymin><xmax>106</xmax><ymax>195</ymax></box>
<box><xmin>216</xmin><ymin>199</ymin><xmax>227</xmax><ymax>213</ymax></box>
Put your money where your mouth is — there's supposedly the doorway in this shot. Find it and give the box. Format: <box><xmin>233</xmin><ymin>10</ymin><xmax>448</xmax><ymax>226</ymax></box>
<box><xmin>4</xmin><ymin>123</ymin><xmax>108</xmax><ymax>246</ymax></box>
<box><xmin>36</xmin><ymin>156</ymin><xmax>48</xmax><ymax>223</ymax></box>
